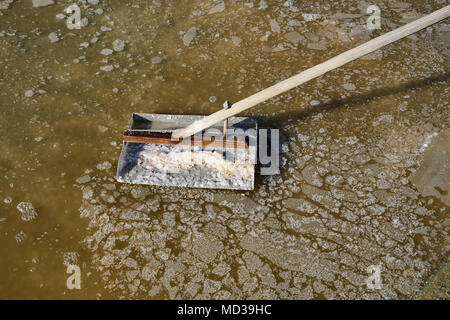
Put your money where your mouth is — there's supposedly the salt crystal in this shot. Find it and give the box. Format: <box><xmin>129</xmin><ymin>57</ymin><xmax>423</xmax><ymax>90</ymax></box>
<box><xmin>100</xmin><ymin>65</ymin><xmax>113</xmax><ymax>72</ymax></box>
<box><xmin>112</xmin><ymin>39</ymin><xmax>125</xmax><ymax>52</ymax></box>
<box><xmin>183</xmin><ymin>27</ymin><xmax>197</xmax><ymax>46</ymax></box>
<box><xmin>63</xmin><ymin>252</ymin><xmax>80</xmax><ymax>267</ymax></box>
<box><xmin>231</xmin><ymin>36</ymin><xmax>242</xmax><ymax>46</ymax></box>
<box><xmin>302</xmin><ymin>13</ymin><xmax>322</xmax><ymax>21</ymax></box>
<box><xmin>151</xmin><ymin>56</ymin><xmax>163</xmax><ymax>64</ymax></box>
<box><xmin>48</xmin><ymin>32</ymin><xmax>59</xmax><ymax>43</ymax></box>
<box><xmin>82</xmin><ymin>186</ymin><xmax>93</xmax><ymax>200</ymax></box>
<box><xmin>17</xmin><ymin>202</ymin><xmax>38</xmax><ymax>221</ymax></box>
<box><xmin>15</xmin><ymin>231</ymin><xmax>27</xmax><ymax>243</ymax></box>
<box><xmin>258</xmin><ymin>0</ymin><xmax>268</xmax><ymax>9</ymax></box>
<box><xmin>32</xmin><ymin>0</ymin><xmax>54</xmax><ymax>8</ymax></box>
<box><xmin>25</xmin><ymin>90</ymin><xmax>35</xmax><ymax>97</ymax></box>
<box><xmin>76</xmin><ymin>175</ymin><xmax>91</xmax><ymax>184</ymax></box>
<box><xmin>0</xmin><ymin>0</ymin><xmax>14</xmax><ymax>10</ymax></box>
<box><xmin>307</xmin><ymin>41</ymin><xmax>327</xmax><ymax>50</ymax></box>
<box><xmin>284</xmin><ymin>31</ymin><xmax>304</xmax><ymax>44</ymax></box>
<box><xmin>297</xmin><ymin>133</ymin><xmax>310</xmax><ymax>142</ymax></box>
<box><xmin>209</xmin><ymin>2</ymin><xmax>225</xmax><ymax>14</ymax></box>
<box><xmin>343</xmin><ymin>83</ymin><xmax>356</xmax><ymax>91</ymax></box>
<box><xmin>97</xmin><ymin>161</ymin><xmax>112</xmax><ymax>170</ymax></box>
<box><xmin>101</xmin><ymin>48</ymin><xmax>113</xmax><ymax>55</ymax></box>
<box><xmin>270</xmin><ymin>19</ymin><xmax>281</xmax><ymax>33</ymax></box>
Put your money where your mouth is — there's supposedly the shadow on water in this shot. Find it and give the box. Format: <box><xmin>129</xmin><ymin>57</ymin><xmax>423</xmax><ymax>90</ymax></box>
<box><xmin>252</xmin><ymin>72</ymin><xmax>449</xmax><ymax>182</ymax></box>
<box><xmin>116</xmin><ymin>73</ymin><xmax>449</xmax><ymax>191</ymax></box>
<box><xmin>116</xmin><ymin>142</ymin><xmax>146</xmax><ymax>179</ymax></box>
<box><xmin>270</xmin><ymin>72</ymin><xmax>450</xmax><ymax>125</ymax></box>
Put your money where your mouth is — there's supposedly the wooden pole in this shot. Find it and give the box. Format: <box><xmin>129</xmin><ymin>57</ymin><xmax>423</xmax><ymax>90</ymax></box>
<box><xmin>172</xmin><ymin>5</ymin><xmax>450</xmax><ymax>139</ymax></box>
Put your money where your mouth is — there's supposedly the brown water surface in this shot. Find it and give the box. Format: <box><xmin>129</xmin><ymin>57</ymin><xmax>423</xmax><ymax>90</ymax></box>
<box><xmin>0</xmin><ymin>0</ymin><xmax>448</xmax><ymax>299</ymax></box>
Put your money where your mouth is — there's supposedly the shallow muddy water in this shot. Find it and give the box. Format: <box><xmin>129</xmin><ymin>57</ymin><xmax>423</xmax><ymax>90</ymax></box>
<box><xmin>0</xmin><ymin>1</ymin><xmax>449</xmax><ymax>299</ymax></box>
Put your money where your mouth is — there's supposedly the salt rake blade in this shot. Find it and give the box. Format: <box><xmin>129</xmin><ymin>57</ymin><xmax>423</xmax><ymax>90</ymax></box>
<box><xmin>116</xmin><ymin>113</ymin><xmax>257</xmax><ymax>190</ymax></box>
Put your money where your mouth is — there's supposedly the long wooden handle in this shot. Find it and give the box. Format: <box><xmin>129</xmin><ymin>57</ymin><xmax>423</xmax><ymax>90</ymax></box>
<box><xmin>172</xmin><ymin>5</ymin><xmax>450</xmax><ymax>139</ymax></box>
